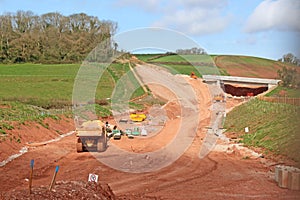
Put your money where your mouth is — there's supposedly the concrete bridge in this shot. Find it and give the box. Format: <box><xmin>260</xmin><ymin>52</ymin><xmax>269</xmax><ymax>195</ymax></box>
<box><xmin>202</xmin><ymin>75</ymin><xmax>281</xmax><ymax>96</ymax></box>
<box><xmin>203</xmin><ymin>75</ymin><xmax>281</xmax><ymax>89</ymax></box>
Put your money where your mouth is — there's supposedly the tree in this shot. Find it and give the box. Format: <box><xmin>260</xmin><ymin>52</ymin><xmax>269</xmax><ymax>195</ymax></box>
<box><xmin>176</xmin><ymin>47</ymin><xmax>207</xmax><ymax>55</ymax></box>
<box><xmin>277</xmin><ymin>66</ymin><xmax>300</xmax><ymax>88</ymax></box>
<box><xmin>278</xmin><ymin>53</ymin><xmax>300</xmax><ymax>66</ymax></box>
<box><xmin>0</xmin><ymin>11</ymin><xmax>118</xmax><ymax>63</ymax></box>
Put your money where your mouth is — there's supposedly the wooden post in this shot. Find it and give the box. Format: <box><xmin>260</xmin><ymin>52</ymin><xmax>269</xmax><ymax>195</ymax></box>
<box><xmin>29</xmin><ymin>159</ymin><xmax>34</xmax><ymax>194</ymax></box>
<box><xmin>49</xmin><ymin>166</ymin><xmax>59</xmax><ymax>191</ymax></box>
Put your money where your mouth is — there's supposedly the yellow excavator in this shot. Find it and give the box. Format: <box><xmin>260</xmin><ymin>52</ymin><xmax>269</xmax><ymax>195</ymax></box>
<box><xmin>130</xmin><ymin>113</ymin><xmax>147</xmax><ymax>122</ymax></box>
<box><xmin>213</xmin><ymin>94</ymin><xmax>225</xmax><ymax>102</ymax></box>
<box><xmin>190</xmin><ymin>72</ymin><xmax>198</xmax><ymax>79</ymax></box>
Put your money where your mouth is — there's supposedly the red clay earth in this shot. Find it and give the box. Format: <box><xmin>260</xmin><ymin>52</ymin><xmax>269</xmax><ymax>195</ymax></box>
<box><xmin>1</xmin><ymin>181</ymin><xmax>115</xmax><ymax>200</ymax></box>
<box><xmin>1</xmin><ymin>77</ymin><xmax>299</xmax><ymax>199</ymax></box>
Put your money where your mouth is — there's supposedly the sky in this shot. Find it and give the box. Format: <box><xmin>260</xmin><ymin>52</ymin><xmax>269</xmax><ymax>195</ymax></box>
<box><xmin>0</xmin><ymin>0</ymin><xmax>299</xmax><ymax>60</ymax></box>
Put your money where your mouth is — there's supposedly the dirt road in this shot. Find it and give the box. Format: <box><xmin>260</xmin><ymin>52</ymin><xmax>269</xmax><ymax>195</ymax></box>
<box><xmin>1</xmin><ymin>65</ymin><xmax>299</xmax><ymax>199</ymax></box>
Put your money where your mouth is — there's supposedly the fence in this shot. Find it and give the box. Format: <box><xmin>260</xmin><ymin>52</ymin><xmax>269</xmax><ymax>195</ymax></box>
<box><xmin>258</xmin><ymin>96</ymin><xmax>300</xmax><ymax>106</ymax></box>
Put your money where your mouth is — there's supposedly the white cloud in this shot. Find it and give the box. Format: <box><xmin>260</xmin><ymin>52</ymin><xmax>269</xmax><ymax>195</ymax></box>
<box><xmin>176</xmin><ymin>0</ymin><xmax>228</xmax><ymax>9</ymax></box>
<box><xmin>114</xmin><ymin>0</ymin><xmax>162</xmax><ymax>12</ymax></box>
<box><xmin>153</xmin><ymin>6</ymin><xmax>231</xmax><ymax>35</ymax></box>
<box><xmin>244</xmin><ymin>0</ymin><xmax>300</xmax><ymax>33</ymax></box>
<box><xmin>115</xmin><ymin>0</ymin><xmax>231</xmax><ymax>36</ymax></box>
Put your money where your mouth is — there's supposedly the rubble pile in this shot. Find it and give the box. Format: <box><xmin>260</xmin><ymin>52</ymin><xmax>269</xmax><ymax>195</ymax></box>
<box><xmin>1</xmin><ymin>181</ymin><xmax>115</xmax><ymax>200</ymax></box>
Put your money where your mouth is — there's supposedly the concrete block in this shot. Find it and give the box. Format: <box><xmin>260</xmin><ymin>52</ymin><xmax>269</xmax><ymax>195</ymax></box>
<box><xmin>275</xmin><ymin>165</ymin><xmax>282</xmax><ymax>183</ymax></box>
<box><xmin>288</xmin><ymin>171</ymin><xmax>300</xmax><ymax>190</ymax></box>
<box><xmin>278</xmin><ymin>167</ymin><xmax>289</xmax><ymax>188</ymax></box>
<box><xmin>275</xmin><ymin>165</ymin><xmax>300</xmax><ymax>190</ymax></box>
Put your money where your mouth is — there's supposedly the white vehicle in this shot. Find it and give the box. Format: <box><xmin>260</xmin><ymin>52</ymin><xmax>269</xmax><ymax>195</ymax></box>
<box><xmin>125</xmin><ymin>129</ymin><xmax>134</xmax><ymax>139</ymax></box>
<box><xmin>141</xmin><ymin>128</ymin><xmax>148</xmax><ymax>136</ymax></box>
<box><xmin>113</xmin><ymin>130</ymin><xmax>122</xmax><ymax>140</ymax></box>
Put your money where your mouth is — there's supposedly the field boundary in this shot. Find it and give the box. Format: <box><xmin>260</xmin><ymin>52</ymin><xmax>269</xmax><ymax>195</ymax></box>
<box><xmin>258</xmin><ymin>96</ymin><xmax>300</xmax><ymax>106</ymax></box>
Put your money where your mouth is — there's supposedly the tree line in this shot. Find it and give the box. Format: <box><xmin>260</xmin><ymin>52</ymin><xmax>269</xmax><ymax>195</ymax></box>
<box><xmin>277</xmin><ymin>66</ymin><xmax>300</xmax><ymax>88</ymax></box>
<box><xmin>278</xmin><ymin>53</ymin><xmax>300</xmax><ymax>66</ymax></box>
<box><xmin>176</xmin><ymin>47</ymin><xmax>207</xmax><ymax>55</ymax></box>
<box><xmin>0</xmin><ymin>11</ymin><xmax>117</xmax><ymax>63</ymax></box>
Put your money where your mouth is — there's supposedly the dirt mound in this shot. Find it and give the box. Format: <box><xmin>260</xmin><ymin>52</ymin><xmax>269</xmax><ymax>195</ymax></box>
<box><xmin>0</xmin><ymin>116</ymin><xmax>74</xmax><ymax>162</ymax></box>
<box><xmin>1</xmin><ymin>181</ymin><xmax>115</xmax><ymax>200</ymax></box>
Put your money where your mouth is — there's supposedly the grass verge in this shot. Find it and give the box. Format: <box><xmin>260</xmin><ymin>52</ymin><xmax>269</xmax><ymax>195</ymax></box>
<box><xmin>224</xmin><ymin>99</ymin><xmax>300</xmax><ymax>163</ymax></box>
<box><xmin>266</xmin><ymin>86</ymin><xmax>300</xmax><ymax>98</ymax></box>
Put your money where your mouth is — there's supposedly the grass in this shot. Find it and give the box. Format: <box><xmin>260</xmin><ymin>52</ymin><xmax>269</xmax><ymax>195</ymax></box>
<box><xmin>216</xmin><ymin>55</ymin><xmax>278</xmax><ymax>67</ymax></box>
<box><xmin>0</xmin><ymin>62</ymin><xmax>145</xmax><ymax>108</ymax></box>
<box><xmin>0</xmin><ymin>63</ymin><xmax>79</xmax><ymax>108</ymax></box>
<box><xmin>153</xmin><ymin>63</ymin><xmax>223</xmax><ymax>77</ymax></box>
<box><xmin>266</xmin><ymin>86</ymin><xmax>300</xmax><ymax>98</ymax></box>
<box><xmin>134</xmin><ymin>54</ymin><xmax>162</xmax><ymax>62</ymax></box>
<box><xmin>137</xmin><ymin>54</ymin><xmax>227</xmax><ymax>76</ymax></box>
<box><xmin>0</xmin><ymin>101</ymin><xmax>64</xmax><ymax>125</ymax></box>
<box><xmin>148</xmin><ymin>54</ymin><xmax>214</xmax><ymax>63</ymax></box>
<box><xmin>159</xmin><ymin>64</ymin><xmax>201</xmax><ymax>76</ymax></box>
<box><xmin>213</xmin><ymin>55</ymin><xmax>300</xmax><ymax>79</ymax></box>
<box><xmin>224</xmin><ymin>99</ymin><xmax>300</xmax><ymax>163</ymax></box>
<box><xmin>0</xmin><ymin>62</ymin><xmax>147</xmax><ymax>130</ymax></box>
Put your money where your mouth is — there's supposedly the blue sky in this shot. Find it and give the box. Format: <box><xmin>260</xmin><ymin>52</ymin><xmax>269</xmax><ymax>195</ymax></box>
<box><xmin>0</xmin><ymin>0</ymin><xmax>299</xmax><ymax>60</ymax></box>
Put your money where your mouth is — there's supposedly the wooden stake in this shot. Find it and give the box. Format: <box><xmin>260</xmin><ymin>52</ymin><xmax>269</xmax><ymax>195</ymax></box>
<box><xmin>29</xmin><ymin>159</ymin><xmax>34</xmax><ymax>194</ymax></box>
<box><xmin>49</xmin><ymin>166</ymin><xmax>59</xmax><ymax>191</ymax></box>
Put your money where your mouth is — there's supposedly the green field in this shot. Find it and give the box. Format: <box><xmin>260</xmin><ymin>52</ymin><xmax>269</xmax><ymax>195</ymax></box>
<box><xmin>158</xmin><ymin>64</ymin><xmax>201</xmax><ymax>77</ymax></box>
<box><xmin>134</xmin><ymin>54</ymin><xmax>161</xmax><ymax>62</ymax></box>
<box><xmin>0</xmin><ymin>62</ymin><xmax>146</xmax><ymax>130</ymax></box>
<box><xmin>0</xmin><ymin>64</ymin><xmax>79</xmax><ymax>107</ymax></box>
<box><xmin>148</xmin><ymin>54</ymin><xmax>214</xmax><ymax>63</ymax></box>
<box><xmin>224</xmin><ymin>99</ymin><xmax>300</xmax><ymax>163</ymax></box>
<box><xmin>0</xmin><ymin>63</ymin><xmax>145</xmax><ymax>108</ymax></box>
<box><xmin>266</xmin><ymin>86</ymin><xmax>300</xmax><ymax>98</ymax></box>
<box><xmin>136</xmin><ymin>54</ymin><xmax>221</xmax><ymax>76</ymax></box>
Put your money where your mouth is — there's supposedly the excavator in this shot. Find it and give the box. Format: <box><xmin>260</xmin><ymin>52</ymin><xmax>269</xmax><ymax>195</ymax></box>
<box><xmin>213</xmin><ymin>94</ymin><xmax>225</xmax><ymax>102</ymax></box>
<box><xmin>130</xmin><ymin>113</ymin><xmax>147</xmax><ymax>122</ymax></box>
<box><xmin>190</xmin><ymin>72</ymin><xmax>198</xmax><ymax>79</ymax></box>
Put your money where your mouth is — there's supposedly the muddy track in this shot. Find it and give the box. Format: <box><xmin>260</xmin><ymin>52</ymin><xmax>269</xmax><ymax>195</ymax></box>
<box><xmin>141</xmin><ymin>155</ymin><xmax>219</xmax><ymax>195</ymax></box>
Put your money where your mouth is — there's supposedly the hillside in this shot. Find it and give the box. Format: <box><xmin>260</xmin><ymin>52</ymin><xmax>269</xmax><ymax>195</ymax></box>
<box><xmin>214</xmin><ymin>55</ymin><xmax>300</xmax><ymax>79</ymax></box>
<box><xmin>224</xmin><ymin>99</ymin><xmax>300</xmax><ymax>166</ymax></box>
<box><xmin>136</xmin><ymin>54</ymin><xmax>300</xmax><ymax>79</ymax></box>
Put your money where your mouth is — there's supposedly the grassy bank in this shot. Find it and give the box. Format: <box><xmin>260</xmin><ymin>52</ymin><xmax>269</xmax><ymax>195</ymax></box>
<box><xmin>224</xmin><ymin>99</ymin><xmax>300</xmax><ymax>163</ymax></box>
<box><xmin>0</xmin><ymin>62</ymin><xmax>147</xmax><ymax>132</ymax></box>
<box><xmin>135</xmin><ymin>54</ymin><xmax>222</xmax><ymax>76</ymax></box>
<box><xmin>266</xmin><ymin>85</ymin><xmax>300</xmax><ymax>98</ymax></box>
